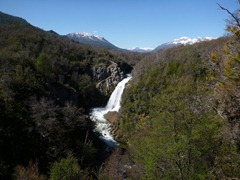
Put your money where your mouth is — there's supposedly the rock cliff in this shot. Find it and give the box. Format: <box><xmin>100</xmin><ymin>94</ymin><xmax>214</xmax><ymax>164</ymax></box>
<box><xmin>92</xmin><ymin>61</ymin><xmax>132</xmax><ymax>95</ymax></box>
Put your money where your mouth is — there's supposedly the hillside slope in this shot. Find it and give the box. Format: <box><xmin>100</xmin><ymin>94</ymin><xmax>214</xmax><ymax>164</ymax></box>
<box><xmin>0</xmin><ymin>11</ymin><xmax>29</xmax><ymax>25</ymax></box>
<box><xmin>108</xmin><ymin>37</ymin><xmax>240</xmax><ymax>179</ymax></box>
<box><xmin>0</xmin><ymin>12</ymin><xmax>132</xmax><ymax>179</ymax></box>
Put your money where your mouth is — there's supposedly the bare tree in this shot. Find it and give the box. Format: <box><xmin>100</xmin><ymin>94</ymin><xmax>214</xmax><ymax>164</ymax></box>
<box><xmin>217</xmin><ymin>3</ymin><xmax>240</xmax><ymax>28</ymax></box>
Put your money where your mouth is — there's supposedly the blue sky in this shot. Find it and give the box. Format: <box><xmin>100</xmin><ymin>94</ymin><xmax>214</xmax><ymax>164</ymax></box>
<box><xmin>0</xmin><ymin>0</ymin><xmax>238</xmax><ymax>49</ymax></box>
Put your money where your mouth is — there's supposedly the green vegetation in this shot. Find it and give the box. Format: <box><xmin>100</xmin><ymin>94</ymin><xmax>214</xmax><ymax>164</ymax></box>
<box><xmin>118</xmin><ymin>40</ymin><xmax>240</xmax><ymax>179</ymax></box>
<box><xmin>117</xmin><ymin>4</ymin><xmax>240</xmax><ymax>178</ymax></box>
<box><xmin>49</xmin><ymin>153</ymin><xmax>82</xmax><ymax>180</ymax></box>
<box><xmin>1</xmin><ymin>3</ymin><xmax>240</xmax><ymax>179</ymax></box>
<box><xmin>0</xmin><ymin>12</ymin><xmax>135</xmax><ymax>179</ymax></box>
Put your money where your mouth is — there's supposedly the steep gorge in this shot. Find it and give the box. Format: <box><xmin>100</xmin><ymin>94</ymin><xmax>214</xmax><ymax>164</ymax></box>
<box><xmin>2</xmin><ymin>7</ymin><xmax>240</xmax><ymax>179</ymax></box>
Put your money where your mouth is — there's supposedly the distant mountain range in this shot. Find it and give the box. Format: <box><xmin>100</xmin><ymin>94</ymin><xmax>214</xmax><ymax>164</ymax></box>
<box><xmin>154</xmin><ymin>37</ymin><xmax>215</xmax><ymax>51</ymax></box>
<box><xmin>66</xmin><ymin>32</ymin><xmax>119</xmax><ymax>50</ymax></box>
<box><xmin>0</xmin><ymin>10</ymin><xmax>216</xmax><ymax>52</ymax></box>
<box><xmin>66</xmin><ymin>32</ymin><xmax>215</xmax><ymax>52</ymax></box>
<box><xmin>127</xmin><ymin>37</ymin><xmax>215</xmax><ymax>53</ymax></box>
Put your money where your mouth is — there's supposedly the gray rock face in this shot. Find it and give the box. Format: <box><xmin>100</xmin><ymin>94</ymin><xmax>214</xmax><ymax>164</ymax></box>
<box><xmin>92</xmin><ymin>63</ymin><xmax>125</xmax><ymax>95</ymax></box>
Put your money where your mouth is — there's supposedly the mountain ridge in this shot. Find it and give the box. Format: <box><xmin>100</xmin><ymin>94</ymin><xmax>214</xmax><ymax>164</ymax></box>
<box><xmin>128</xmin><ymin>37</ymin><xmax>215</xmax><ymax>53</ymax></box>
<box><xmin>67</xmin><ymin>32</ymin><xmax>120</xmax><ymax>50</ymax></box>
<box><xmin>154</xmin><ymin>36</ymin><xmax>215</xmax><ymax>51</ymax></box>
<box><xmin>0</xmin><ymin>11</ymin><xmax>30</xmax><ymax>26</ymax></box>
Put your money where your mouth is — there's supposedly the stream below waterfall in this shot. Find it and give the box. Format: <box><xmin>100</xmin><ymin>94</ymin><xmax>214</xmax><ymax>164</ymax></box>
<box><xmin>90</xmin><ymin>75</ymin><xmax>132</xmax><ymax>147</ymax></box>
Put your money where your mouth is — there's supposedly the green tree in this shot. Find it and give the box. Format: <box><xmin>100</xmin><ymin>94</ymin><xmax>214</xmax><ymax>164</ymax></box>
<box><xmin>129</xmin><ymin>76</ymin><xmax>226</xmax><ymax>179</ymax></box>
<box><xmin>35</xmin><ymin>53</ymin><xmax>53</xmax><ymax>77</ymax></box>
<box><xmin>49</xmin><ymin>153</ymin><xmax>81</xmax><ymax>180</ymax></box>
<box><xmin>119</xmin><ymin>40</ymin><xmax>240</xmax><ymax>178</ymax></box>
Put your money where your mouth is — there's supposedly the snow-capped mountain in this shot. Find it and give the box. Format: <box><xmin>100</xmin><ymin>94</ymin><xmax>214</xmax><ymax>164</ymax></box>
<box><xmin>66</xmin><ymin>32</ymin><xmax>119</xmax><ymax>50</ymax></box>
<box><xmin>154</xmin><ymin>37</ymin><xmax>215</xmax><ymax>51</ymax></box>
<box><xmin>128</xmin><ymin>47</ymin><xmax>153</xmax><ymax>53</ymax></box>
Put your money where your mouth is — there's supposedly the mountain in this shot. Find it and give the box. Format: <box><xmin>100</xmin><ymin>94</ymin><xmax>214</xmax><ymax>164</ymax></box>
<box><xmin>128</xmin><ymin>47</ymin><xmax>153</xmax><ymax>53</ymax></box>
<box><xmin>128</xmin><ymin>37</ymin><xmax>215</xmax><ymax>53</ymax></box>
<box><xmin>154</xmin><ymin>37</ymin><xmax>215</xmax><ymax>51</ymax></box>
<box><xmin>0</xmin><ymin>11</ymin><xmax>30</xmax><ymax>26</ymax></box>
<box><xmin>67</xmin><ymin>32</ymin><xmax>119</xmax><ymax>50</ymax></box>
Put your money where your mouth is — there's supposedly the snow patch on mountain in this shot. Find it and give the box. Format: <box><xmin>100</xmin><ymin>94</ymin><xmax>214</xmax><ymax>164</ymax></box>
<box><xmin>66</xmin><ymin>32</ymin><xmax>119</xmax><ymax>50</ymax></box>
<box><xmin>128</xmin><ymin>47</ymin><xmax>154</xmax><ymax>53</ymax></box>
<box><xmin>154</xmin><ymin>36</ymin><xmax>215</xmax><ymax>51</ymax></box>
<box><xmin>67</xmin><ymin>32</ymin><xmax>106</xmax><ymax>42</ymax></box>
<box><xmin>170</xmin><ymin>37</ymin><xmax>215</xmax><ymax>45</ymax></box>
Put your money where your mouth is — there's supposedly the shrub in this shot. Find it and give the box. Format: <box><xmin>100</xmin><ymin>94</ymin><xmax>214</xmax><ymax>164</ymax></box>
<box><xmin>49</xmin><ymin>153</ymin><xmax>82</xmax><ymax>180</ymax></box>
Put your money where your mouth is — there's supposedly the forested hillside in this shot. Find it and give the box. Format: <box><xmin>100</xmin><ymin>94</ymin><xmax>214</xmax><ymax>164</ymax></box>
<box><xmin>0</xmin><ymin>12</ymin><xmax>138</xmax><ymax>179</ymax></box>
<box><xmin>1</xmin><ymin>3</ymin><xmax>240</xmax><ymax>179</ymax></box>
<box><xmin>114</xmin><ymin>6</ymin><xmax>240</xmax><ymax>179</ymax></box>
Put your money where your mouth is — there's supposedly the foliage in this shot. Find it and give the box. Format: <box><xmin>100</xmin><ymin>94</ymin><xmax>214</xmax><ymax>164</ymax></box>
<box><xmin>0</xmin><ymin>12</ymin><xmax>134</xmax><ymax>179</ymax></box>
<box><xmin>118</xmin><ymin>37</ymin><xmax>240</xmax><ymax>179</ymax></box>
<box><xmin>213</xmin><ymin>2</ymin><xmax>240</xmax><ymax>151</ymax></box>
<box><xmin>49</xmin><ymin>153</ymin><xmax>81</xmax><ymax>180</ymax></box>
<box><xmin>2</xmin><ymin>5</ymin><xmax>240</xmax><ymax>179</ymax></box>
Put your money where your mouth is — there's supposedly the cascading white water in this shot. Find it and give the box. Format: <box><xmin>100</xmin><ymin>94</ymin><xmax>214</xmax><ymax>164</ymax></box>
<box><xmin>90</xmin><ymin>75</ymin><xmax>132</xmax><ymax>147</ymax></box>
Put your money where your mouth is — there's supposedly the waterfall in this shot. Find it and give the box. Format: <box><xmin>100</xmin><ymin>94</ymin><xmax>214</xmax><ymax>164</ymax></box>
<box><xmin>90</xmin><ymin>75</ymin><xmax>132</xmax><ymax>147</ymax></box>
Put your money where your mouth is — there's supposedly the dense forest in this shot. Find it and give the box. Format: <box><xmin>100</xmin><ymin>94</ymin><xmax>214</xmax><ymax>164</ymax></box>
<box><xmin>0</xmin><ymin>12</ymin><xmax>141</xmax><ymax>179</ymax></box>
<box><xmin>0</xmin><ymin>2</ymin><xmax>240</xmax><ymax>180</ymax></box>
<box><xmin>112</xmin><ymin>4</ymin><xmax>240</xmax><ymax>180</ymax></box>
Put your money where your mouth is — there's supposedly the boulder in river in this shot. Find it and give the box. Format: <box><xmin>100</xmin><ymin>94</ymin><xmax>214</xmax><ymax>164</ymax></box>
<box><xmin>104</xmin><ymin>111</ymin><xmax>120</xmax><ymax>124</ymax></box>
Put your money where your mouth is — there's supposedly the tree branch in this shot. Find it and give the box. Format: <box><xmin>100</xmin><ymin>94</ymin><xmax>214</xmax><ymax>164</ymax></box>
<box><xmin>217</xmin><ymin>3</ymin><xmax>240</xmax><ymax>28</ymax></box>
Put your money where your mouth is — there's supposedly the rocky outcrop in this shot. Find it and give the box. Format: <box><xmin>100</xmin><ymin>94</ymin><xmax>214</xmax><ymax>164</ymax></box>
<box><xmin>92</xmin><ymin>61</ymin><xmax>132</xmax><ymax>95</ymax></box>
<box><xmin>104</xmin><ymin>111</ymin><xmax>120</xmax><ymax>124</ymax></box>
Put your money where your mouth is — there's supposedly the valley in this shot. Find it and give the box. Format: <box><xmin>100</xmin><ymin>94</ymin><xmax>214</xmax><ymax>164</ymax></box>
<box><xmin>0</xmin><ymin>3</ymin><xmax>240</xmax><ymax>179</ymax></box>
